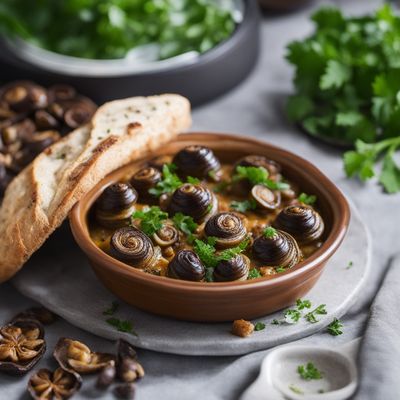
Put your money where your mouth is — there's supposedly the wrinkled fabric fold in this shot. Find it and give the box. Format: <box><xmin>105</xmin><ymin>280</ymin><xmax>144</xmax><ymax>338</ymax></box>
<box><xmin>354</xmin><ymin>254</ymin><xmax>400</xmax><ymax>400</ymax></box>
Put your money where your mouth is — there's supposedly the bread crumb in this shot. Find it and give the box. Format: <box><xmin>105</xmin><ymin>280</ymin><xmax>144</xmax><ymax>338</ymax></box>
<box><xmin>231</xmin><ymin>319</ymin><xmax>254</xmax><ymax>338</ymax></box>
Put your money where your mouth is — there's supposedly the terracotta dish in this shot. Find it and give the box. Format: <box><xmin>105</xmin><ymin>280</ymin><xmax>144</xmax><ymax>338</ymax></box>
<box><xmin>70</xmin><ymin>133</ymin><xmax>350</xmax><ymax>321</ymax></box>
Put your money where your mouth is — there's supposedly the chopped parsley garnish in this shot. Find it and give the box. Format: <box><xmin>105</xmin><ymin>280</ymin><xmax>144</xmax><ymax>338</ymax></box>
<box><xmin>304</xmin><ymin>304</ymin><xmax>327</xmax><ymax>323</ymax></box>
<box><xmin>264</xmin><ymin>226</ymin><xmax>277</xmax><ymax>238</ymax></box>
<box><xmin>254</xmin><ymin>322</ymin><xmax>266</xmax><ymax>331</ymax></box>
<box><xmin>103</xmin><ymin>301</ymin><xmax>119</xmax><ymax>316</ymax></box>
<box><xmin>248</xmin><ymin>268</ymin><xmax>262</xmax><ymax>280</ymax></box>
<box><xmin>284</xmin><ymin>309</ymin><xmax>302</xmax><ymax>324</ymax></box>
<box><xmin>289</xmin><ymin>385</ymin><xmax>304</xmax><ymax>395</ymax></box>
<box><xmin>193</xmin><ymin>237</ymin><xmax>249</xmax><ymax>269</ymax></box>
<box><xmin>230</xmin><ymin>199</ymin><xmax>257</xmax><ymax>213</ymax></box>
<box><xmin>148</xmin><ymin>164</ymin><xmax>183</xmax><ymax>197</ymax></box>
<box><xmin>233</xmin><ymin>166</ymin><xmax>290</xmax><ymax>190</ymax></box>
<box><xmin>346</xmin><ymin>261</ymin><xmax>354</xmax><ymax>270</ymax></box>
<box><xmin>296</xmin><ymin>299</ymin><xmax>312</xmax><ymax>310</ymax></box>
<box><xmin>275</xmin><ymin>266</ymin><xmax>286</xmax><ymax>273</ymax></box>
<box><xmin>297</xmin><ymin>362</ymin><xmax>323</xmax><ymax>380</ymax></box>
<box><xmin>172</xmin><ymin>212</ymin><xmax>198</xmax><ymax>243</ymax></box>
<box><xmin>106</xmin><ymin>318</ymin><xmax>138</xmax><ymax>336</ymax></box>
<box><xmin>132</xmin><ymin>206</ymin><xmax>168</xmax><ymax>236</ymax></box>
<box><xmin>327</xmin><ymin>318</ymin><xmax>344</xmax><ymax>336</ymax></box>
<box><xmin>187</xmin><ymin>176</ymin><xmax>201</xmax><ymax>184</ymax></box>
<box><xmin>298</xmin><ymin>192</ymin><xmax>317</xmax><ymax>205</ymax></box>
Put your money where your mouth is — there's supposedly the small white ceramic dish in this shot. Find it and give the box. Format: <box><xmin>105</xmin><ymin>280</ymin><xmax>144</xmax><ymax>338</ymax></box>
<box><xmin>241</xmin><ymin>339</ymin><xmax>360</xmax><ymax>400</ymax></box>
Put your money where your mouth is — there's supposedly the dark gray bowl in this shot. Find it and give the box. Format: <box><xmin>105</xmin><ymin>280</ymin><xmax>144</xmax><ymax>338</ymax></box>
<box><xmin>0</xmin><ymin>1</ymin><xmax>260</xmax><ymax>107</ymax></box>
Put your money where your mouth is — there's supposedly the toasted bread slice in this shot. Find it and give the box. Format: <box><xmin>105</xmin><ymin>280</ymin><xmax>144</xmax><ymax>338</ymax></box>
<box><xmin>0</xmin><ymin>94</ymin><xmax>191</xmax><ymax>282</ymax></box>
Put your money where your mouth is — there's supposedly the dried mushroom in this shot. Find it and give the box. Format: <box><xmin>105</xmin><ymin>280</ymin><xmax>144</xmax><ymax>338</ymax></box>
<box><xmin>0</xmin><ymin>319</ymin><xmax>46</xmax><ymax>375</ymax></box>
<box><xmin>117</xmin><ymin>340</ymin><xmax>144</xmax><ymax>383</ymax></box>
<box><xmin>11</xmin><ymin>307</ymin><xmax>57</xmax><ymax>325</ymax></box>
<box><xmin>114</xmin><ymin>383</ymin><xmax>136</xmax><ymax>399</ymax></box>
<box><xmin>28</xmin><ymin>368</ymin><xmax>81</xmax><ymax>400</ymax></box>
<box><xmin>54</xmin><ymin>338</ymin><xmax>115</xmax><ymax>374</ymax></box>
<box><xmin>96</xmin><ymin>360</ymin><xmax>116</xmax><ymax>389</ymax></box>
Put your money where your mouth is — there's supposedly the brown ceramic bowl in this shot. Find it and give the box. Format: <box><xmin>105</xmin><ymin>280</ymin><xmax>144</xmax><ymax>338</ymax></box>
<box><xmin>70</xmin><ymin>133</ymin><xmax>350</xmax><ymax>322</ymax></box>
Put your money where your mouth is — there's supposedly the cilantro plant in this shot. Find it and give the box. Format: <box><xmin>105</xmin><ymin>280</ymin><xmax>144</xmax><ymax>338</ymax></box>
<box><xmin>132</xmin><ymin>206</ymin><xmax>168</xmax><ymax>236</ymax></box>
<box><xmin>0</xmin><ymin>0</ymin><xmax>235</xmax><ymax>60</ymax></box>
<box><xmin>286</xmin><ymin>5</ymin><xmax>400</xmax><ymax>193</ymax></box>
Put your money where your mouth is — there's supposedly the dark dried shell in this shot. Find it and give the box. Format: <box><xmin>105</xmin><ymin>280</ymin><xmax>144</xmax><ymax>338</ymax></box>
<box><xmin>167</xmin><ymin>250</ymin><xmax>205</xmax><ymax>281</ymax></box>
<box><xmin>273</xmin><ymin>205</ymin><xmax>324</xmax><ymax>245</ymax></box>
<box><xmin>117</xmin><ymin>340</ymin><xmax>138</xmax><ymax>362</ymax></box>
<box><xmin>173</xmin><ymin>145</ymin><xmax>221</xmax><ymax>180</ymax></box>
<box><xmin>214</xmin><ymin>255</ymin><xmax>250</xmax><ymax>282</ymax></box>
<box><xmin>96</xmin><ymin>361</ymin><xmax>116</xmax><ymax>389</ymax></box>
<box><xmin>110</xmin><ymin>227</ymin><xmax>160</xmax><ymax>269</ymax></box>
<box><xmin>114</xmin><ymin>383</ymin><xmax>136</xmax><ymax>399</ymax></box>
<box><xmin>252</xmin><ymin>229</ymin><xmax>301</xmax><ymax>268</ymax></box>
<box><xmin>0</xmin><ymin>319</ymin><xmax>46</xmax><ymax>375</ymax></box>
<box><xmin>251</xmin><ymin>184</ymin><xmax>281</xmax><ymax>211</ymax></box>
<box><xmin>236</xmin><ymin>155</ymin><xmax>281</xmax><ymax>178</ymax></box>
<box><xmin>204</xmin><ymin>212</ymin><xmax>247</xmax><ymax>249</ymax></box>
<box><xmin>48</xmin><ymin>84</ymin><xmax>77</xmax><ymax>102</ymax></box>
<box><xmin>96</xmin><ymin>183</ymin><xmax>138</xmax><ymax>228</ymax></box>
<box><xmin>130</xmin><ymin>167</ymin><xmax>161</xmax><ymax>201</ymax></box>
<box><xmin>117</xmin><ymin>358</ymin><xmax>145</xmax><ymax>383</ymax></box>
<box><xmin>28</xmin><ymin>367</ymin><xmax>82</xmax><ymax>400</ymax></box>
<box><xmin>11</xmin><ymin>307</ymin><xmax>57</xmax><ymax>325</ymax></box>
<box><xmin>168</xmin><ymin>183</ymin><xmax>217</xmax><ymax>223</ymax></box>
<box><xmin>54</xmin><ymin>338</ymin><xmax>115</xmax><ymax>375</ymax></box>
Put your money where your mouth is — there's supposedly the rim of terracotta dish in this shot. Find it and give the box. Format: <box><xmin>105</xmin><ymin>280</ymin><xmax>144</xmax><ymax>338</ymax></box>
<box><xmin>70</xmin><ymin>132</ymin><xmax>350</xmax><ymax>292</ymax></box>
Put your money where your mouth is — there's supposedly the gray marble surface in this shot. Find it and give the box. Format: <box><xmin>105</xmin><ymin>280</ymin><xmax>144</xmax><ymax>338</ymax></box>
<box><xmin>1</xmin><ymin>0</ymin><xmax>397</xmax><ymax>399</ymax></box>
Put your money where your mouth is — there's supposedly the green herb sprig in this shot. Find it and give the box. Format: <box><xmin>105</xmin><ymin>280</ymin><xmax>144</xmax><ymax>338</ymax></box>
<box><xmin>132</xmin><ymin>206</ymin><xmax>168</xmax><ymax>236</ymax></box>
<box><xmin>172</xmin><ymin>212</ymin><xmax>198</xmax><ymax>243</ymax></box>
<box><xmin>230</xmin><ymin>199</ymin><xmax>257</xmax><ymax>213</ymax></box>
<box><xmin>233</xmin><ymin>166</ymin><xmax>289</xmax><ymax>190</ymax></box>
<box><xmin>103</xmin><ymin>301</ymin><xmax>119</xmax><ymax>316</ymax></box>
<box><xmin>248</xmin><ymin>268</ymin><xmax>262</xmax><ymax>280</ymax></box>
<box><xmin>304</xmin><ymin>304</ymin><xmax>327</xmax><ymax>324</ymax></box>
<box><xmin>298</xmin><ymin>192</ymin><xmax>317</xmax><ymax>205</ymax></box>
<box><xmin>148</xmin><ymin>164</ymin><xmax>182</xmax><ymax>198</ymax></box>
<box><xmin>106</xmin><ymin>317</ymin><xmax>138</xmax><ymax>336</ymax></box>
<box><xmin>327</xmin><ymin>318</ymin><xmax>344</xmax><ymax>336</ymax></box>
<box><xmin>297</xmin><ymin>362</ymin><xmax>323</xmax><ymax>380</ymax></box>
<box><xmin>271</xmin><ymin>299</ymin><xmax>327</xmax><ymax>325</ymax></box>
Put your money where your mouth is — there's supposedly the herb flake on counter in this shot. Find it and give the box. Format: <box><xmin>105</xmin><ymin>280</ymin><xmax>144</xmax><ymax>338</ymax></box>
<box><xmin>298</xmin><ymin>192</ymin><xmax>317</xmax><ymax>205</ymax></box>
<box><xmin>132</xmin><ymin>206</ymin><xmax>168</xmax><ymax>236</ymax></box>
<box><xmin>296</xmin><ymin>299</ymin><xmax>312</xmax><ymax>310</ymax></box>
<box><xmin>230</xmin><ymin>199</ymin><xmax>257</xmax><ymax>213</ymax></box>
<box><xmin>248</xmin><ymin>268</ymin><xmax>262</xmax><ymax>280</ymax></box>
<box><xmin>106</xmin><ymin>318</ymin><xmax>138</xmax><ymax>336</ymax></box>
<box><xmin>254</xmin><ymin>322</ymin><xmax>266</xmax><ymax>331</ymax></box>
<box><xmin>297</xmin><ymin>362</ymin><xmax>323</xmax><ymax>380</ymax></box>
<box><xmin>346</xmin><ymin>261</ymin><xmax>354</xmax><ymax>270</ymax></box>
<box><xmin>327</xmin><ymin>318</ymin><xmax>344</xmax><ymax>336</ymax></box>
<box><xmin>284</xmin><ymin>309</ymin><xmax>302</xmax><ymax>324</ymax></box>
<box><xmin>304</xmin><ymin>304</ymin><xmax>327</xmax><ymax>324</ymax></box>
<box><xmin>148</xmin><ymin>164</ymin><xmax>182</xmax><ymax>197</ymax></box>
<box><xmin>103</xmin><ymin>301</ymin><xmax>119</xmax><ymax>316</ymax></box>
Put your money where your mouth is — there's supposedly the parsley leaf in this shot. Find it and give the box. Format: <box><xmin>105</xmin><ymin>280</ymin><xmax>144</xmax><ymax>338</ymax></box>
<box><xmin>148</xmin><ymin>164</ymin><xmax>183</xmax><ymax>197</ymax></box>
<box><xmin>172</xmin><ymin>212</ymin><xmax>197</xmax><ymax>243</ymax></box>
<box><xmin>248</xmin><ymin>268</ymin><xmax>262</xmax><ymax>279</ymax></box>
<box><xmin>297</xmin><ymin>362</ymin><xmax>323</xmax><ymax>380</ymax></box>
<box><xmin>230</xmin><ymin>199</ymin><xmax>257</xmax><ymax>213</ymax></box>
<box><xmin>106</xmin><ymin>317</ymin><xmax>138</xmax><ymax>336</ymax></box>
<box><xmin>327</xmin><ymin>318</ymin><xmax>343</xmax><ymax>336</ymax></box>
<box><xmin>298</xmin><ymin>192</ymin><xmax>317</xmax><ymax>205</ymax></box>
<box><xmin>275</xmin><ymin>266</ymin><xmax>286</xmax><ymax>273</ymax></box>
<box><xmin>254</xmin><ymin>322</ymin><xmax>266</xmax><ymax>331</ymax></box>
<box><xmin>264</xmin><ymin>226</ymin><xmax>277</xmax><ymax>238</ymax></box>
<box><xmin>132</xmin><ymin>206</ymin><xmax>168</xmax><ymax>236</ymax></box>
<box><xmin>346</xmin><ymin>261</ymin><xmax>354</xmax><ymax>270</ymax></box>
<box><xmin>187</xmin><ymin>176</ymin><xmax>201</xmax><ymax>184</ymax></box>
<box><xmin>296</xmin><ymin>299</ymin><xmax>312</xmax><ymax>310</ymax></box>
<box><xmin>284</xmin><ymin>309</ymin><xmax>302</xmax><ymax>324</ymax></box>
<box><xmin>103</xmin><ymin>301</ymin><xmax>119</xmax><ymax>316</ymax></box>
<box><xmin>234</xmin><ymin>166</ymin><xmax>289</xmax><ymax>190</ymax></box>
<box><xmin>320</xmin><ymin>60</ymin><xmax>351</xmax><ymax>90</ymax></box>
<box><xmin>304</xmin><ymin>304</ymin><xmax>327</xmax><ymax>323</ymax></box>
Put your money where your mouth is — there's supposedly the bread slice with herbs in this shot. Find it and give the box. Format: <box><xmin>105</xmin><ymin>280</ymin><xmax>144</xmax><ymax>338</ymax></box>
<box><xmin>0</xmin><ymin>94</ymin><xmax>191</xmax><ymax>282</ymax></box>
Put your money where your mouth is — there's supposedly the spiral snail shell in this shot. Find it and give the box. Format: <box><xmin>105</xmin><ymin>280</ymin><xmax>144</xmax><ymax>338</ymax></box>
<box><xmin>204</xmin><ymin>212</ymin><xmax>247</xmax><ymax>249</ymax></box>
<box><xmin>130</xmin><ymin>167</ymin><xmax>162</xmax><ymax>202</ymax></box>
<box><xmin>252</xmin><ymin>229</ymin><xmax>301</xmax><ymax>268</ymax></box>
<box><xmin>110</xmin><ymin>227</ymin><xmax>160</xmax><ymax>269</ymax></box>
<box><xmin>214</xmin><ymin>255</ymin><xmax>250</xmax><ymax>282</ymax></box>
<box><xmin>273</xmin><ymin>205</ymin><xmax>324</xmax><ymax>245</ymax></box>
<box><xmin>167</xmin><ymin>250</ymin><xmax>205</xmax><ymax>281</ymax></box>
<box><xmin>96</xmin><ymin>183</ymin><xmax>138</xmax><ymax>228</ymax></box>
<box><xmin>152</xmin><ymin>223</ymin><xmax>180</xmax><ymax>247</ymax></box>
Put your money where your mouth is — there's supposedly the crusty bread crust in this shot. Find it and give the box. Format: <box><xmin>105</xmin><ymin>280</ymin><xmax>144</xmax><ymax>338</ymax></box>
<box><xmin>0</xmin><ymin>94</ymin><xmax>191</xmax><ymax>282</ymax></box>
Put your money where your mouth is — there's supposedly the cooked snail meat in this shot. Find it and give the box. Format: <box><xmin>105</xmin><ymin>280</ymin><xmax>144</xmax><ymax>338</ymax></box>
<box><xmin>251</xmin><ymin>184</ymin><xmax>281</xmax><ymax>211</ymax></box>
<box><xmin>204</xmin><ymin>212</ymin><xmax>247</xmax><ymax>249</ymax></box>
<box><xmin>214</xmin><ymin>255</ymin><xmax>250</xmax><ymax>282</ymax></box>
<box><xmin>96</xmin><ymin>183</ymin><xmax>138</xmax><ymax>228</ymax></box>
<box><xmin>167</xmin><ymin>250</ymin><xmax>205</xmax><ymax>281</ymax></box>
<box><xmin>252</xmin><ymin>228</ymin><xmax>301</xmax><ymax>268</ymax></box>
<box><xmin>172</xmin><ymin>145</ymin><xmax>221</xmax><ymax>180</ymax></box>
<box><xmin>110</xmin><ymin>227</ymin><xmax>161</xmax><ymax>269</ymax></box>
<box><xmin>273</xmin><ymin>205</ymin><xmax>324</xmax><ymax>244</ymax></box>
<box><xmin>168</xmin><ymin>183</ymin><xmax>217</xmax><ymax>223</ymax></box>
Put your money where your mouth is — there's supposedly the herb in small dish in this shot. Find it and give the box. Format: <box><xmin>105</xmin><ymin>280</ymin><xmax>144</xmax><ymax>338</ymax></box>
<box><xmin>327</xmin><ymin>318</ymin><xmax>343</xmax><ymax>336</ymax></box>
<box><xmin>297</xmin><ymin>362</ymin><xmax>323</xmax><ymax>380</ymax></box>
<box><xmin>132</xmin><ymin>206</ymin><xmax>168</xmax><ymax>236</ymax></box>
